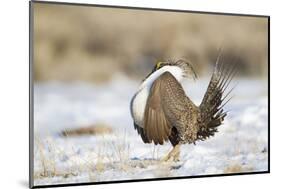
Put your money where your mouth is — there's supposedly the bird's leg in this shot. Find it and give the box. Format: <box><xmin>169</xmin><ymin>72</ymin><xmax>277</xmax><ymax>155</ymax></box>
<box><xmin>161</xmin><ymin>144</ymin><xmax>181</xmax><ymax>162</ymax></box>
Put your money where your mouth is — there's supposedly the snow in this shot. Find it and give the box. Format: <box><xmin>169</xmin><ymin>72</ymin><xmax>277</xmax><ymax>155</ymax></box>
<box><xmin>33</xmin><ymin>75</ymin><xmax>268</xmax><ymax>186</ymax></box>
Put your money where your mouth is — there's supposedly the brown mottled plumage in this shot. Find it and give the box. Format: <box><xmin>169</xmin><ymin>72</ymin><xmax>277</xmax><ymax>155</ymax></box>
<box><xmin>130</xmin><ymin>57</ymin><xmax>236</xmax><ymax>161</ymax></box>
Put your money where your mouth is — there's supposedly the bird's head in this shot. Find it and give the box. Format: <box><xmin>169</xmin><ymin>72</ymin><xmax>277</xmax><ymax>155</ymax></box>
<box><xmin>151</xmin><ymin>59</ymin><xmax>197</xmax><ymax>80</ymax></box>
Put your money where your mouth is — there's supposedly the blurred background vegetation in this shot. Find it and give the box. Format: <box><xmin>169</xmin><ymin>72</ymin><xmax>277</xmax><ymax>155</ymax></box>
<box><xmin>33</xmin><ymin>3</ymin><xmax>268</xmax><ymax>83</ymax></box>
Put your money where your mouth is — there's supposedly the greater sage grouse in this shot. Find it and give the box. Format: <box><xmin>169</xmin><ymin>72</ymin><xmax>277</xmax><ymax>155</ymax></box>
<box><xmin>130</xmin><ymin>57</ymin><xmax>236</xmax><ymax>161</ymax></box>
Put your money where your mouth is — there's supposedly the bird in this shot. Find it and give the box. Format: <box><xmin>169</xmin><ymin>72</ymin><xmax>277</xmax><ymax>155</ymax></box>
<box><xmin>130</xmin><ymin>55</ymin><xmax>236</xmax><ymax>162</ymax></box>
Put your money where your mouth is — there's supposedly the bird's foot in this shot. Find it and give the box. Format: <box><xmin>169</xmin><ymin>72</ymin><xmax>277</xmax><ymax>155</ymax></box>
<box><xmin>161</xmin><ymin>153</ymin><xmax>180</xmax><ymax>162</ymax></box>
<box><xmin>161</xmin><ymin>145</ymin><xmax>180</xmax><ymax>162</ymax></box>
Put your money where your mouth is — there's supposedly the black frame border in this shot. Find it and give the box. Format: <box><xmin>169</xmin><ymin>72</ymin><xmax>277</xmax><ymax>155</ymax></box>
<box><xmin>29</xmin><ymin>0</ymin><xmax>270</xmax><ymax>188</ymax></box>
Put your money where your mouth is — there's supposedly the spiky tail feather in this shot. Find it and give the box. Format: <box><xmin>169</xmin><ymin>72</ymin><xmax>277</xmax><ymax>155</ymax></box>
<box><xmin>197</xmin><ymin>53</ymin><xmax>237</xmax><ymax>141</ymax></box>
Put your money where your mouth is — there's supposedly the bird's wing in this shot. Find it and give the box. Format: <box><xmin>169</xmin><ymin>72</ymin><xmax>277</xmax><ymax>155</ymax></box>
<box><xmin>144</xmin><ymin>71</ymin><xmax>198</xmax><ymax>145</ymax></box>
<box><xmin>129</xmin><ymin>94</ymin><xmax>151</xmax><ymax>143</ymax></box>
<box><xmin>198</xmin><ymin>56</ymin><xmax>236</xmax><ymax>140</ymax></box>
<box><xmin>133</xmin><ymin>123</ymin><xmax>151</xmax><ymax>143</ymax></box>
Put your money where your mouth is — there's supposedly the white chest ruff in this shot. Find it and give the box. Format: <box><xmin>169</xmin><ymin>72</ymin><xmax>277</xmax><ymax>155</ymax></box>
<box><xmin>131</xmin><ymin>66</ymin><xmax>183</xmax><ymax>127</ymax></box>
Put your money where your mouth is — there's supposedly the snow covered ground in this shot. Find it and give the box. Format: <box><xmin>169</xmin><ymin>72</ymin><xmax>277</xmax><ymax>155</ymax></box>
<box><xmin>33</xmin><ymin>75</ymin><xmax>268</xmax><ymax>186</ymax></box>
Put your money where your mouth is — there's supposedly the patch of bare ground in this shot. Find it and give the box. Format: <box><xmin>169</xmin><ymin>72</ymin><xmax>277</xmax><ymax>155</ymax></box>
<box><xmin>224</xmin><ymin>164</ymin><xmax>253</xmax><ymax>173</ymax></box>
<box><xmin>61</xmin><ymin>123</ymin><xmax>113</xmax><ymax>136</ymax></box>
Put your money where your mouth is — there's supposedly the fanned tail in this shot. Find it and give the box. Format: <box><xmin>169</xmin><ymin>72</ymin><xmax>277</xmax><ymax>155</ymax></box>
<box><xmin>197</xmin><ymin>53</ymin><xmax>237</xmax><ymax>141</ymax></box>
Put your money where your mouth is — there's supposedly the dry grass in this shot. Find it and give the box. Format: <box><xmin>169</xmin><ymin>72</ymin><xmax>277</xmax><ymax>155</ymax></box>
<box><xmin>34</xmin><ymin>128</ymin><xmax>174</xmax><ymax>184</ymax></box>
<box><xmin>34</xmin><ymin>136</ymin><xmax>57</xmax><ymax>178</ymax></box>
<box><xmin>33</xmin><ymin>3</ymin><xmax>268</xmax><ymax>83</ymax></box>
<box><xmin>34</xmin><ymin>136</ymin><xmax>82</xmax><ymax>180</ymax></box>
<box><xmin>34</xmin><ymin>130</ymin><xmax>133</xmax><ymax>183</ymax></box>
